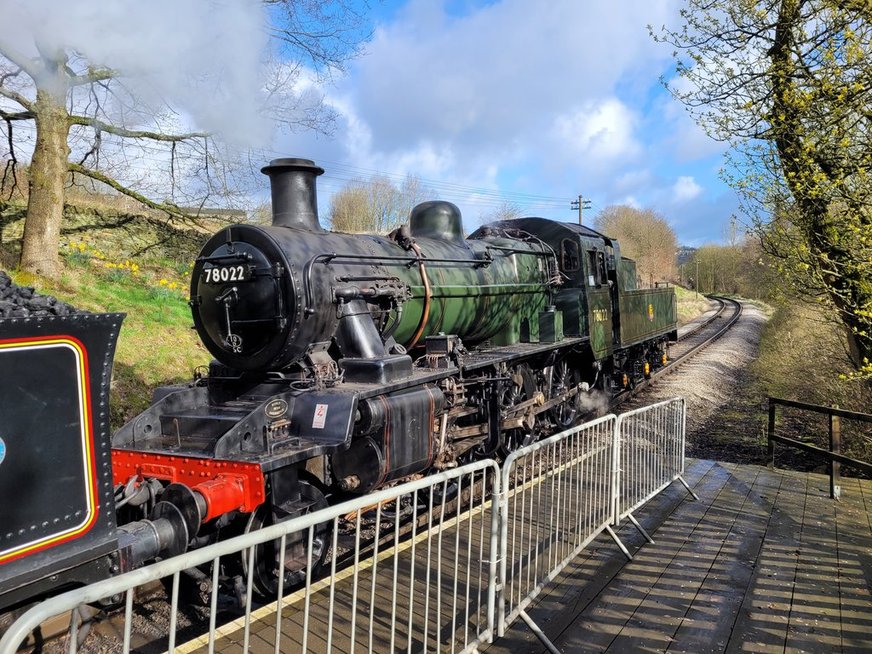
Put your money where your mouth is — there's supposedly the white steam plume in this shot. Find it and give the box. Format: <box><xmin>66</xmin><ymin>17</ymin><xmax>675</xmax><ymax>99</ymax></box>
<box><xmin>0</xmin><ymin>0</ymin><xmax>271</xmax><ymax>146</ymax></box>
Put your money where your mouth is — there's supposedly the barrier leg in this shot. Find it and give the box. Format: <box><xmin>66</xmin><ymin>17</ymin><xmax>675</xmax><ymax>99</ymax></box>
<box><xmin>627</xmin><ymin>513</ymin><xmax>655</xmax><ymax>544</ymax></box>
<box><xmin>519</xmin><ymin>609</ymin><xmax>561</xmax><ymax>654</ymax></box>
<box><xmin>677</xmin><ymin>475</ymin><xmax>700</xmax><ymax>501</ymax></box>
<box><xmin>605</xmin><ymin>524</ymin><xmax>633</xmax><ymax>562</ymax></box>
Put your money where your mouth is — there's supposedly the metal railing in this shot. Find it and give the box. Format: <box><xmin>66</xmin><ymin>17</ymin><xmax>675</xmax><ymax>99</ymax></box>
<box><xmin>1</xmin><ymin>399</ymin><xmax>697</xmax><ymax>654</ymax></box>
<box><xmin>0</xmin><ymin>461</ymin><xmax>501</xmax><ymax>654</ymax></box>
<box><xmin>498</xmin><ymin>415</ymin><xmax>618</xmax><ymax>641</ymax></box>
<box><xmin>767</xmin><ymin>397</ymin><xmax>872</xmax><ymax>499</ymax></box>
<box><xmin>614</xmin><ymin>398</ymin><xmax>698</xmax><ymax>540</ymax></box>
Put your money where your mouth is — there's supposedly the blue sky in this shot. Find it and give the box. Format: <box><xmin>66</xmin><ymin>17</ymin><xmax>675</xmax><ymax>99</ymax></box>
<box><xmin>273</xmin><ymin>0</ymin><xmax>740</xmax><ymax>246</ymax></box>
<box><xmin>0</xmin><ymin>0</ymin><xmax>738</xmax><ymax>246</ymax></box>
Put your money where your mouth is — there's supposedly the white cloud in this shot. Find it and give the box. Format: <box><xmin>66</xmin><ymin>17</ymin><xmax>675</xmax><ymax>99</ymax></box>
<box><xmin>273</xmin><ymin>0</ymin><xmax>744</xmax><ymax>244</ymax></box>
<box><xmin>1</xmin><ymin>0</ymin><xmax>270</xmax><ymax>145</ymax></box>
<box><xmin>672</xmin><ymin>175</ymin><xmax>703</xmax><ymax>202</ymax></box>
<box><xmin>348</xmin><ymin>0</ymin><xmax>674</xmax><ymax>155</ymax></box>
<box><xmin>552</xmin><ymin>99</ymin><xmax>641</xmax><ymax>163</ymax></box>
<box><xmin>614</xmin><ymin>169</ymin><xmax>655</xmax><ymax>195</ymax></box>
<box><xmin>618</xmin><ymin>195</ymin><xmax>643</xmax><ymax>209</ymax></box>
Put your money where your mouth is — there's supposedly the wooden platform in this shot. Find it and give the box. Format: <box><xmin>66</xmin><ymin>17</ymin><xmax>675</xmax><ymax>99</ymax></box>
<box><xmin>485</xmin><ymin>459</ymin><xmax>872</xmax><ymax>654</ymax></box>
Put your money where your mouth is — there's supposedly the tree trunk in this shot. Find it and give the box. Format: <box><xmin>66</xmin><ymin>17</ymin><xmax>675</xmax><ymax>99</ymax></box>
<box><xmin>20</xmin><ymin>85</ymin><xmax>70</xmax><ymax>278</ymax></box>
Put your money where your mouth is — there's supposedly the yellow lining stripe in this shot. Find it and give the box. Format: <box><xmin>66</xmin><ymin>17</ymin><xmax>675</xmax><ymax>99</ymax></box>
<box><xmin>0</xmin><ymin>337</ymin><xmax>97</xmax><ymax>562</ymax></box>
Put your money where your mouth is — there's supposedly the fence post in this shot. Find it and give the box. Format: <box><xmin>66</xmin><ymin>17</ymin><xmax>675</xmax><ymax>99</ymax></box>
<box><xmin>830</xmin><ymin>409</ymin><xmax>841</xmax><ymax>499</ymax></box>
<box><xmin>767</xmin><ymin>399</ymin><xmax>776</xmax><ymax>469</ymax></box>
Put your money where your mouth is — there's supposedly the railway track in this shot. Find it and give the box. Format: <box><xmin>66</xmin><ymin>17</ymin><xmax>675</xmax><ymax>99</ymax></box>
<box><xmin>665</xmin><ymin>296</ymin><xmax>743</xmax><ymax>370</ymax></box>
<box><xmin>18</xmin><ymin>297</ymin><xmax>745</xmax><ymax>654</ymax></box>
<box><xmin>610</xmin><ymin>296</ymin><xmax>742</xmax><ymax>411</ymax></box>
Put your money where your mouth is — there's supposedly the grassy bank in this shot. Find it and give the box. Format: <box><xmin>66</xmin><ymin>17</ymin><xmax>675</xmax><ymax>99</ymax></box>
<box><xmin>675</xmin><ymin>285</ymin><xmax>713</xmax><ymax>325</ymax></box>
<box><xmin>8</xmin><ymin>233</ymin><xmax>211</xmax><ymax>429</ymax></box>
<box><xmin>752</xmin><ymin>300</ymin><xmax>872</xmax><ymax>466</ymax></box>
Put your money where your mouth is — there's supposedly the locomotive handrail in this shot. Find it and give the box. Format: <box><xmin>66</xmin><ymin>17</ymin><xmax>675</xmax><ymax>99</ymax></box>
<box><xmin>301</xmin><ymin>246</ymin><xmax>562</xmax><ymax>316</ymax></box>
<box><xmin>302</xmin><ymin>251</ymin><xmax>496</xmax><ymax>315</ymax></box>
<box><xmin>196</xmin><ymin>252</ymin><xmax>253</xmax><ymax>263</ymax></box>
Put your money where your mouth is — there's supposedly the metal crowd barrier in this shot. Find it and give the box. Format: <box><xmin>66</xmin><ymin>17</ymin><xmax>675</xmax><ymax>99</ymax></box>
<box><xmin>614</xmin><ymin>397</ymin><xmax>698</xmax><ymax>541</ymax></box>
<box><xmin>498</xmin><ymin>414</ymin><xmax>620</xmax><ymax>642</ymax></box>
<box><xmin>1</xmin><ymin>399</ymin><xmax>697</xmax><ymax>654</ymax></box>
<box><xmin>0</xmin><ymin>461</ymin><xmax>501</xmax><ymax>654</ymax></box>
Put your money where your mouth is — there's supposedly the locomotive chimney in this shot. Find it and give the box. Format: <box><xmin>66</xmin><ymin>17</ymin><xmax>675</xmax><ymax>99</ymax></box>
<box><xmin>261</xmin><ymin>157</ymin><xmax>325</xmax><ymax>232</ymax></box>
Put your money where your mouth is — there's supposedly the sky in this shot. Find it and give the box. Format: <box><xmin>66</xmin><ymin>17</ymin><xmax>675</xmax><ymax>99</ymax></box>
<box><xmin>0</xmin><ymin>0</ymin><xmax>739</xmax><ymax>247</ymax></box>
<box><xmin>274</xmin><ymin>0</ymin><xmax>739</xmax><ymax>246</ymax></box>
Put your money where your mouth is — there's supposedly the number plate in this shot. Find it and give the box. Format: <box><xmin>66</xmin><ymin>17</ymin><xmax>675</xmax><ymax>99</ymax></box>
<box><xmin>202</xmin><ymin>264</ymin><xmax>252</xmax><ymax>284</ymax></box>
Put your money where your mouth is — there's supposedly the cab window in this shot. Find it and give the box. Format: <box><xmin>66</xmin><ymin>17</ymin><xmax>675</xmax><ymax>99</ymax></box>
<box><xmin>561</xmin><ymin>239</ymin><xmax>580</xmax><ymax>272</ymax></box>
<box><xmin>587</xmin><ymin>250</ymin><xmax>608</xmax><ymax>287</ymax></box>
<box><xmin>587</xmin><ymin>250</ymin><xmax>600</xmax><ymax>286</ymax></box>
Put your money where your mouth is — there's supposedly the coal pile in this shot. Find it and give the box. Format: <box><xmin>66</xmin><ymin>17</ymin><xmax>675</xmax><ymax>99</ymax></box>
<box><xmin>0</xmin><ymin>270</ymin><xmax>83</xmax><ymax>317</ymax></box>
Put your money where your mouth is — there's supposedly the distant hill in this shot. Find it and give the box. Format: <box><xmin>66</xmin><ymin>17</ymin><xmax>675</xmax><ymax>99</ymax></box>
<box><xmin>676</xmin><ymin>246</ymin><xmax>697</xmax><ymax>266</ymax></box>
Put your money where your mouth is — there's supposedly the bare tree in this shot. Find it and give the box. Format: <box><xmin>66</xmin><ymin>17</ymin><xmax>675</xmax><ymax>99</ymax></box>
<box><xmin>478</xmin><ymin>201</ymin><xmax>524</xmax><ymax>226</ymax></box>
<box><xmin>0</xmin><ymin>1</ymin><xmax>370</xmax><ymax>278</ymax></box>
<box><xmin>330</xmin><ymin>174</ymin><xmax>432</xmax><ymax>233</ymax></box>
<box><xmin>594</xmin><ymin>205</ymin><xmax>678</xmax><ymax>284</ymax></box>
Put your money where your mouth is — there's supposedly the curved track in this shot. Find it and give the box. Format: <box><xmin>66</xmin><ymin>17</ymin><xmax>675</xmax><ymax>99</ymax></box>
<box><xmin>611</xmin><ymin>296</ymin><xmax>743</xmax><ymax>410</ymax></box>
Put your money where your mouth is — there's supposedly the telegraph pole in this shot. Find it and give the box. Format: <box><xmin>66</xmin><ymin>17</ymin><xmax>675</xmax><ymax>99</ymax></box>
<box><xmin>570</xmin><ymin>194</ymin><xmax>591</xmax><ymax>225</ymax></box>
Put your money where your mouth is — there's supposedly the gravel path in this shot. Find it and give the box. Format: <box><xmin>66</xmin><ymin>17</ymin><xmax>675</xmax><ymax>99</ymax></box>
<box><xmin>624</xmin><ymin>301</ymin><xmax>773</xmax><ymax>466</ymax></box>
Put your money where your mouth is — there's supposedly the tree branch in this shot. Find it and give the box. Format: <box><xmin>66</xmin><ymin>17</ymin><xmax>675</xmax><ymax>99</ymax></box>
<box><xmin>0</xmin><ymin>109</ymin><xmax>33</xmax><ymax>121</ymax></box>
<box><xmin>0</xmin><ymin>85</ymin><xmax>33</xmax><ymax>110</ymax></box>
<box><xmin>67</xmin><ymin>114</ymin><xmax>208</xmax><ymax>141</ymax></box>
<box><xmin>0</xmin><ymin>40</ymin><xmax>42</xmax><ymax>81</ymax></box>
<box><xmin>68</xmin><ymin>162</ymin><xmax>191</xmax><ymax>219</ymax></box>
<box><xmin>69</xmin><ymin>67</ymin><xmax>116</xmax><ymax>87</ymax></box>
<box><xmin>1</xmin><ymin>117</ymin><xmax>20</xmax><ymax>199</ymax></box>
<box><xmin>829</xmin><ymin>0</ymin><xmax>872</xmax><ymax>22</ymax></box>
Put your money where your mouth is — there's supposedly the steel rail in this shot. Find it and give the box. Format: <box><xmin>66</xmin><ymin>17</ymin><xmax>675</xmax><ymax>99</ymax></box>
<box><xmin>611</xmin><ymin>296</ymin><xmax>743</xmax><ymax>410</ymax></box>
<box><xmin>661</xmin><ymin>296</ymin><xmax>742</xmax><ymax>371</ymax></box>
<box><xmin>675</xmin><ymin>296</ymin><xmax>726</xmax><ymax>342</ymax></box>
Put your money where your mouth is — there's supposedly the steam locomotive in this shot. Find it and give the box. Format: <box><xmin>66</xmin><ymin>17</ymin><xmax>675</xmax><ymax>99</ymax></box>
<box><xmin>0</xmin><ymin>158</ymin><xmax>677</xmax><ymax>608</ymax></box>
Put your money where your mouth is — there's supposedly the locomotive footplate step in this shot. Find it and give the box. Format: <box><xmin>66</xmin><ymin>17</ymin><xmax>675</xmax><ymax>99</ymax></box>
<box><xmin>159</xmin><ymin>406</ymin><xmax>254</xmax><ymax>441</ymax></box>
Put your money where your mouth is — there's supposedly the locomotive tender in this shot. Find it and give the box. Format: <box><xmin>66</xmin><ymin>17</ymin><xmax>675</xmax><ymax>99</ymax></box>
<box><xmin>0</xmin><ymin>157</ymin><xmax>677</xmax><ymax>606</ymax></box>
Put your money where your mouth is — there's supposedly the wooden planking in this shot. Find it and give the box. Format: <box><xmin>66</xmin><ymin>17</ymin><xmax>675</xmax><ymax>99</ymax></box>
<box><xmin>784</xmin><ymin>472</ymin><xmax>842</xmax><ymax>653</ymax></box>
<box><xmin>481</xmin><ymin>458</ymin><xmax>721</xmax><ymax>654</ymax></box>
<box><xmin>664</xmin><ymin>463</ymin><xmax>776</xmax><ymax>654</ymax></box>
<box><xmin>485</xmin><ymin>461</ymin><xmax>872</xmax><ymax>654</ymax></box>
<box><xmin>837</xmin><ymin>474</ymin><xmax>872</xmax><ymax>653</ymax></box>
<box><xmin>619</xmin><ymin>463</ymin><xmax>769</xmax><ymax>654</ymax></box>
<box><xmin>581</xmin><ymin>462</ymin><xmax>764</xmax><ymax>653</ymax></box>
<box><xmin>555</xmin><ymin>462</ymin><xmax>738</xmax><ymax>654</ymax></box>
<box><xmin>724</xmin><ymin>468</ymin><xmax>809</xmax><ymax>653</ymax></box>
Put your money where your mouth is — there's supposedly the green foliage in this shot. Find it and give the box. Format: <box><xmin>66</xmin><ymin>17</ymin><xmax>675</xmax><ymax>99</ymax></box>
<box><xmin>658</xmin><ymin>0</ymin><xmax>872</xmax><ymax>377</ymax></box>
<box><xmin>685</xmin><ymin>237</ymin><xmax>780</xmax><ymax>299</ymax></box>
